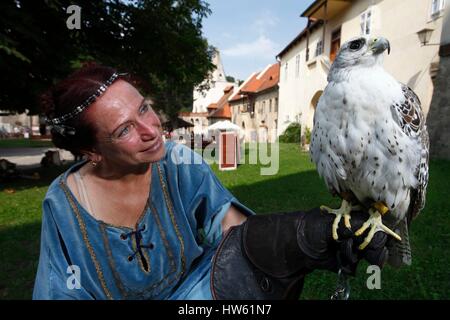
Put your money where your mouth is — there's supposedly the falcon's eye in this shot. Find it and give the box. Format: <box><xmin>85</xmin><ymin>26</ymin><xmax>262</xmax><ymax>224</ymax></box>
<box><xmin>349</xmin><ymin>39</ymin><xmax>364</xmax><ymax>51</ymax></box>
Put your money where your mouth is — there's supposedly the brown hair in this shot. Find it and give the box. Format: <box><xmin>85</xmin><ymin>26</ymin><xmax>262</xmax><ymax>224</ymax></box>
<box><xmin>41</xmin><ymin>63</ymin><xmax>122</xmax><ymax>154</ymax></box>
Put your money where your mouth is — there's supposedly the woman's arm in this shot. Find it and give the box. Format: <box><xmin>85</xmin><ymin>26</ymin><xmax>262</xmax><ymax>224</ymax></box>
<box><xmin>221</xmin><ymin>205</ymin><xmax>248</xmax><ymax>235</ymax></box>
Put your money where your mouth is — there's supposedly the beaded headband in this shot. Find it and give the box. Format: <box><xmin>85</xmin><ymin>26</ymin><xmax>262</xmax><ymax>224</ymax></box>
<box><xmin>46</xmin><ymin>72</ymin><xmax>125</xmax><ymax>136</ymax></box>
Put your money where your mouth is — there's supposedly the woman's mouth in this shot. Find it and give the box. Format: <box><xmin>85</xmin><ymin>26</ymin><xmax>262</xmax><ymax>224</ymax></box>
<box><xmin>141</xmin><ymin>138</ymin><xmax>162</xmax><ymax>153</ymax></box>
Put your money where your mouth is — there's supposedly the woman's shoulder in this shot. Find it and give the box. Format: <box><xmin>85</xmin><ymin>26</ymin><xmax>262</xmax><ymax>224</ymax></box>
<box><xmin>162</xmin><ymin>140</ymin><xmax>209</xmax><ymax>175</ymax></box>
<box><xmin>44</xmin><ymin>161</ymin><xmax>85</xmax><ymax>204</ymax></box>
<box><xmin>45</xmin><ymin>174</ymin><xmax>65</xmax><ymax>200</ymax></box>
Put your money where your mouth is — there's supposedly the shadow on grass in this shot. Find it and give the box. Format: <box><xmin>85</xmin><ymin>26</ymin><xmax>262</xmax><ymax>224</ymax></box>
<box><xmin>1</xmin><ymin>161</ymin><xmax>78</xmax><ymax>191</ymax></box>
<box><xmin>227</xmin><ymin>169</ymin><xmax>340</xmax><ymax>214</ymax></box>
<box><xmin>0</xmin><ymin>159</ymin><xmax>449</xmax><ymax>299</ymax></box>
<box><xmin>0</xmin><ymin>221</ymin><xmax>41</xmax><ymax>299</ymax></box>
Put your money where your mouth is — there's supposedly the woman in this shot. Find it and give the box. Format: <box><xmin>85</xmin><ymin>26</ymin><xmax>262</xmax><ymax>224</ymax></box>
<box><xmin>33</xmin><ymin>64</ymin><xmax>388</xmax><ymax>300</ymax></box>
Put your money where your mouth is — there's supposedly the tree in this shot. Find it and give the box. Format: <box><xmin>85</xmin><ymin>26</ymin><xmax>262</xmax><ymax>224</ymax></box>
<box><xmin>0</xmin><ymin>0</ymin><xmax>215</xmax><ymax>120</ymax></box>
<box><xmin>279</xmin><ymin>123</ymin><xmax>301</xmax><ymax>143</ymax></box>
<box><xmin>226</xmin><ymin>75</ymin><xmax>235</xmax><ymax>83</ymax></box>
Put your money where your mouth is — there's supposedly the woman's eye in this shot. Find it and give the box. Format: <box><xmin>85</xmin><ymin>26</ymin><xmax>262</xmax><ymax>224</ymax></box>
<box><xmin>118</xmin><ymin>126</ymin><xmax>129</xmax><ymax>137</ymax></box>
<box><xmin>140</xmin><ymin>103</ymin><xmax>150</xmax><ymax>113</ymax></box>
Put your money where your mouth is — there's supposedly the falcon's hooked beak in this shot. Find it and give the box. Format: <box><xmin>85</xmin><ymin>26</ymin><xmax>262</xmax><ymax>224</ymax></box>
<box><xmin>370</xmin><ymin>37</ymin><xmax>391</xmax><ymax>55</ymax></box>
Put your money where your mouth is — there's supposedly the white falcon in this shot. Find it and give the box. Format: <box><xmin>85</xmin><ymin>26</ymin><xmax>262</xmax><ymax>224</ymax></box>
<box><xmin>310</xmin><ymin>36</ymin><xmax>429</xmax><ymax>266</ymax></box>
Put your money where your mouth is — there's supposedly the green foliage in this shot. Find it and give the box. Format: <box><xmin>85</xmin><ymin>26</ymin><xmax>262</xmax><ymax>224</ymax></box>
<box><xmin>279</xmin><ymin>122</ymin><xmax>301</xmax><ymax>143</ymax></box>
<box><xmin>304</xmin><ymin>126</ymin><xmax>311</xmax><ymax>145</ymax></box>
<box><xmin>226</xmin><ymin>75</ymin><xmax>235</xmax><ymax>83</ymax></box>
<box><xmin>0</xmin><ymin>0</ymin><xmax>215</xmax><ymax>118</ymax></box>
<box><xmin>0</xmin><ymin>138</ymin><xmax>54</xmax><ymax>148</ymax></box>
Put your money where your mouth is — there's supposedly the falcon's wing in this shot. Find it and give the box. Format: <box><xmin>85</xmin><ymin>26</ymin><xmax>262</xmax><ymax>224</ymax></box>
<box><xmin>390</xmin><ymin>84</ymin><xmax>429</xmax><ymax>221</ymax></box>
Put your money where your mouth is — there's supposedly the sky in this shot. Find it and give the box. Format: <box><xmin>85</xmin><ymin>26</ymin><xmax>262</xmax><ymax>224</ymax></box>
<box><xmin>202</xmin><ymin>0</ymin><xmax>314</xmax><ymax>81</ymax></box>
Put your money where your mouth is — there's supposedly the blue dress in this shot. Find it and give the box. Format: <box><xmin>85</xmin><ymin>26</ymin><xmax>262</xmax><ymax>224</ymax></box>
<box><xmin>32</xmin><ymin>142</ymin><xmax>254</xmax><ymax>300</ymax></box>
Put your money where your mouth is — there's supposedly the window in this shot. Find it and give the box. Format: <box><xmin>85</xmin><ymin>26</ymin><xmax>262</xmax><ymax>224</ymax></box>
<box><xmin>431</xmin><ymin>0</ymin><xmax>446</xmax><ymax>17</ymax></box>
<box><xmin>261</xmin><ymin>101</ymin><xmax>266</xmax><ymax>114</ymax></box>
<box><xmin>275</xmin><ymin>98</ymin><xmax>278</xmax><ymax>113</ymax></box>
<box><xmin>360</xmin><ymin>9</ymin><xmax>371</xmax><ymax>36</ymax></box>
<box><xmin>295</xmin><ymin>54</ymin><xmax>300</xmax><ymax>77</ymax></box>
<box><xmin>330</xmin><ymin>27</ymin><xmax>341</xmax><ymax>62</ymax></box>
<box><xmin>269</xmin><ymin>99</ymin><xmax>272</xmax><ymax>112</ymax></box>
<box><xmin>315</xmin><ymin>39</ymin><xmax>324</xmax><ymax>57</ymax></box>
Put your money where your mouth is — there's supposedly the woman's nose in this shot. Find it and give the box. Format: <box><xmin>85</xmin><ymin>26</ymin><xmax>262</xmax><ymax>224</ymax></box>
<box><xmin>137</xmin><ymin>119</ymin><xmax>160</xmax><ymax>140</ymax></box>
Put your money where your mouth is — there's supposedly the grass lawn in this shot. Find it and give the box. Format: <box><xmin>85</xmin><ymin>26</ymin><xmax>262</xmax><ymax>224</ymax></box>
<box><xmin>0</xmin><ymin>138</ymin><xmax>54</xmax><ymax>149</ymax></box>
<box><xmin>1</xmin><ymin>143</ymin><xmax>449</xmax><ymax>299</ymax></box>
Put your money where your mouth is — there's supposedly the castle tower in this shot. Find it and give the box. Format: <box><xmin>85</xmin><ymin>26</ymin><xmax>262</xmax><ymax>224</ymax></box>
<box><xmin>192</xmin><ymin>49</ymin><xmax>235</xmax><ymax>113</ymax></box>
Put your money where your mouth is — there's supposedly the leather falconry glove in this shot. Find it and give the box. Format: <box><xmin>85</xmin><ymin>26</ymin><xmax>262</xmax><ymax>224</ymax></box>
<box><xmin>210</xmin><ymin>207</ymin><xmax>389</xmax><ymax>300</ymax></box>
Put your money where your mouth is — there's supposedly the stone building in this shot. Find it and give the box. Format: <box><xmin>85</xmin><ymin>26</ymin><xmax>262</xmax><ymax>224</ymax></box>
<box><xmin>277</xmin><ymin>0</ymin><xmax>447</xmax><ymax>143</ymax></box>
<box><xmin>427</xmin><ymin>4</ymin><xmax>450</xmax><ymax>159</ymax></box>
<box><xmin>229</xmin><ymin>63</ymin><xmax>280</xmax><ymax>143</ymax></box>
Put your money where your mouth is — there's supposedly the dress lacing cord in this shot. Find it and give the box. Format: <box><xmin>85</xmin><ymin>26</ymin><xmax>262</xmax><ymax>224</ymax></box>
<box><xmin>121</xmin><ymin>225</ymin><xmax>154</xmax><ymax>271</ymax></box>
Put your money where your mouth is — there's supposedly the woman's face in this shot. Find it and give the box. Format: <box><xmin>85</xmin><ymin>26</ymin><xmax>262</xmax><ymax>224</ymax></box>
<box><xmin>86</xmin><ymin>80</ymin><xmax>165</xmax><ymax>166</ymax></box>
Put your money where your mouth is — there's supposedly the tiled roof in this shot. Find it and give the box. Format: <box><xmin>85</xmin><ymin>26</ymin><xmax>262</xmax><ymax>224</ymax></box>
<box><xmin>207</xmin><ymin>103</ymin><xmax>218</xmax><ymax>110</ymax></box>
<box><xmin>229</xmin><ymin>72</ymin><xmax>259</xmax><ymax>102</ymax></box>
<box><xmin>178</xmin><ymin>112</ymin><xmax>208</xmax><ymax>117</ymax></box>
<box><xmin>229</xmin><ymin>63</ymin><xmax>279</xmax><ymax>102</ymax></box>
<box><xmin>209</xmin><ymin>103</ymin><xmax>231</xmax><ymax>119</ymax></box>
<box><xmin>208</xmin><ymin>86</ymin><xmax>235</xmax><ymax>119</ymax></box>
<box><xmin>240</xmin><ymin>72</ymin><xmax>262</xmax><ymax>93</ymax></box>
<box><xmin>255</xmin><ymin>63</ymin><xmax>279</xmax><ymax>93</ymax></box>
<box><xmin>224</xmin><ymin>85</ymin><xmax>234</xmax><ymax>92</ymax></box>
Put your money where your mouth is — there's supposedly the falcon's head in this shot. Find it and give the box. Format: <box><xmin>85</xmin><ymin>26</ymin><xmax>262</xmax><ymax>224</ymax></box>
<box><xmin>329</xmin><ymin>37</ymin><xmax>390</xmax><ymax>75</ymax></box>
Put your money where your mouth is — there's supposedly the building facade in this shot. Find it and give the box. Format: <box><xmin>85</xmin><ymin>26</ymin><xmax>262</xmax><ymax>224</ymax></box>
<box><xmin>0</xmin><ymin>111</ymin><xmax>39</xmax><ymax>136</ymax></box>
<box><xmin>189</xmin><ymin>49</ymin><xmax>236</xmax><ymax>135</ymax></box>
<box><xmin>427</xmin><ymin>4</ymin><xmax>450</xmax><ymax>159</ymax></box>
<box><xmin>229</xmin><ymin>63</ymin><xmax>279</xmax><ymax>143</ymax></box>
<box><xmin>207</xmin><ymin>85</ymin><xmax>235</xmax><ymax>125</ymax></box>
<box><xmin>277</xmin><ymin>0</ymin><xmax>447</xmax><ymax>143</ymax></box>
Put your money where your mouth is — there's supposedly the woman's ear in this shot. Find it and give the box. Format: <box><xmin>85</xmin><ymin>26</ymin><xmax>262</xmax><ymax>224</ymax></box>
<box><xmin>81</xmin><ymin>149</ymin><xmax>102</xmax><ymax>164</ymax></box>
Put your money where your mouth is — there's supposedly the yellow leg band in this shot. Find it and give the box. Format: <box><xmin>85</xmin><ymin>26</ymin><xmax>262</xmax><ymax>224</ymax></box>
<box><xmin>373</xmin><ymin>202</ymin><xmax>389</xmax><ymax>216</ymax></box>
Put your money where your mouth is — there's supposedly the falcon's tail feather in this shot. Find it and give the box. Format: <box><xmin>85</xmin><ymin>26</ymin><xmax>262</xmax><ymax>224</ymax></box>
<box><xmin>386</xmin><ymin>218</ymin><xmax>412</xmax><ymax>267</ymax></box>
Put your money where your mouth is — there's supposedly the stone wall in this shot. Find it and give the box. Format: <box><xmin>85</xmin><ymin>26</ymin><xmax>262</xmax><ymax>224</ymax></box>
<box><xmin>427</xmin><ymin>53</ymin><xmax>450</xmax><ymax>160</ymax></box>
<box><xmin>427</xmin><ymin>7</ymin><xmax>450</xmax><ymax>160</ymax></box>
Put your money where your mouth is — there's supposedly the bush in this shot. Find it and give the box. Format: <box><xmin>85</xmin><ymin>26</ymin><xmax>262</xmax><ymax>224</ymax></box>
<box><xmin>279</xmin><ymin>123</ymin><xmax>301</xmax><ymax>143</ymax></box>
<box><xmin>304</xmin><ymin>126</ymin><xmax>311</xmax><ymax>145</ymax></box>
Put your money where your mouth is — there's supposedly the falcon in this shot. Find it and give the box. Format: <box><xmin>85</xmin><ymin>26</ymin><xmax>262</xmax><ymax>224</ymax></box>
<box><xmin>310</xmin><ymin>36</ymin><xmax>429</xmax><ymax>266</ymax></box>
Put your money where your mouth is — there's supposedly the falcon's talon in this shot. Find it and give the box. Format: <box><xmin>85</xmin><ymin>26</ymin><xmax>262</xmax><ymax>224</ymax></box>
<box><xmin>320</xmin><ymin>200</ymin><xmax>359</xmax><ymax>241</ymax></box>
<box><xmin>355</xmin><ymin>208</ymin><xmax>402</xmax><ymax>250</ymax></box>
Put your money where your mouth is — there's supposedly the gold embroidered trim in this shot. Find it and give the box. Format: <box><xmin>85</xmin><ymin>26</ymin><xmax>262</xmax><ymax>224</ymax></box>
<box><xmin>149</xmin><ymin>202</ymin><xmax>177</xmax><ymax>273</ymax></box>
<box><xmin>98</xmin><ymin>200</ymin><xmax>179</xmax><ymax>299</ymax></box>
<box><xmin>156</xmin><ymin>163</ymin><xmax>186</xmax><ymax>276</ymax></box>
<box><xmin>99</xmin><ymin>222</ymin><xmax>129</xmax><ymax>298</ymax></box>
<box><xmin>59</xmin><ymin>178</ymin><xmax>113</xmax><ymax>300</ymax></box>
